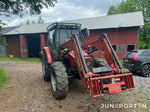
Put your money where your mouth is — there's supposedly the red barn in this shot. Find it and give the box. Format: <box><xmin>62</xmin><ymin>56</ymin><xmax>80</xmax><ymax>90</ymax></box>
<box><xmin>2</xmin><ymin>12</ymin><xmax>144</xmax><ymax>60</ymax></box>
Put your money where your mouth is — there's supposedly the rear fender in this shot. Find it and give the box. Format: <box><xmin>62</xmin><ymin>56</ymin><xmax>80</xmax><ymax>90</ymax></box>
<box><xmin>141</xmin><ymin>62</ymin><xmax>150</xmax><ymax>66</ymax></box>
<box><xmin>42</xmin><ymin>47</ymin><xmax>53</xmax><ymax>63</ymax></box>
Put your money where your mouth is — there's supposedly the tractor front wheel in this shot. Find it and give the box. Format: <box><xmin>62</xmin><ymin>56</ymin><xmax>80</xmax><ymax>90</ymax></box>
<box><xmin>42</xmin><ymin>51</ymin><xmax>50</xmax><ymax>81</ymax></box>
<box><xmin>50</xmin><ymin>62</ymin><xmax>68</xmax><ymax>99</ymax></box>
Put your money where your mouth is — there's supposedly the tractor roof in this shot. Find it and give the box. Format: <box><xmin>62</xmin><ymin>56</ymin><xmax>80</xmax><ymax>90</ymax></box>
<box><xmin>46</xmin><ymin>22</ymin><xmax>81</xmax><ymax>31</ymax></box>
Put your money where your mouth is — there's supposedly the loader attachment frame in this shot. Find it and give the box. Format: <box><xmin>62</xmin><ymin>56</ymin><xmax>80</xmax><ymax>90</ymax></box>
<box><xmin>61</xmin><ymin>33</ymin><xmax>134</xmax><ymax>97</ymax></box>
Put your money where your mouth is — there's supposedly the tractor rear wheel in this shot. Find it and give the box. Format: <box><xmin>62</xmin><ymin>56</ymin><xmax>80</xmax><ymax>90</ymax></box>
<box><xmin>50</xmin><ymin>62</ymin><xmax>68</xmax><ymax>99</ymax></box>
<box><xmin>42</xmin><ymin>51</ymin><xmax>50</xmax><ymax>81</ymax></box>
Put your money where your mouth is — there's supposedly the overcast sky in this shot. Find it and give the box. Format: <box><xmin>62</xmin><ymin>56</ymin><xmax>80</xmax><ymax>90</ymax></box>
<box><xmin>2</xmin><ymin>0</ymin><xmax>123</xmax><ymax>27</ymax></box>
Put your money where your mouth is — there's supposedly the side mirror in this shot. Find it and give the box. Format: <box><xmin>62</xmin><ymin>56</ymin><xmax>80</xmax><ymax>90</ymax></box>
<box><xmin>85</xmin><ymin>28</ymin><xmax>90</xmax><ymax>37</ymax></box>
<box><xmin>81</xmin><ymin>28</ymin><xmax>90</xmax><ymax>37</ymax></box>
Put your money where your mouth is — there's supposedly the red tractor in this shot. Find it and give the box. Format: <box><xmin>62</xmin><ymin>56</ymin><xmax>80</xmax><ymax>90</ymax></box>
<box><xmin>41</xmin><ymin>22</ymin><xmax>134</xmax><ymax>99</ymax></box>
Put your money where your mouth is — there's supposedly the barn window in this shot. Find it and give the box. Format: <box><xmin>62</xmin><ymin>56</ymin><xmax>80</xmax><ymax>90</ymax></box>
<box><xmin>117</xmin><ymin>45</ymin><xmax>126</xmax><ymax>52</ymax></box>
<box><xmin>112</xmin><ymin>45</ymin><xmax>116</xmax><ymax>51</ymax></box>
<box><xmin>127</xmin><ymin>45</ymin><xmax>135</xmax><ymax>52</ymax></box>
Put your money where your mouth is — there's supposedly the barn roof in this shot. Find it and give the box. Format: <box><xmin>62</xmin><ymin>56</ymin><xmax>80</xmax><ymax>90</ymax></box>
<box><xmin>3</xmin><ymin>11</ymin><xmax>144</xmax><ymax>35</ymax></box>
<box><xmin>0</xmin><ymin>26</ymin><xmax>19</xmax><ymax>34</ymax></box>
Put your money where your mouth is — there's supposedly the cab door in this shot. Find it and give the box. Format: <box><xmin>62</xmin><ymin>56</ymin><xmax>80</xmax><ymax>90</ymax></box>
<box><xmin>48</xmin><ymin>29</ymin><xmax>60</xmax><ymax>61</ymax></box>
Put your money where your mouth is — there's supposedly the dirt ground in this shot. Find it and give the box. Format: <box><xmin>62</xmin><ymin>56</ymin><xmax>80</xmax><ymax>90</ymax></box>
<box><xmin>0</xmin><ymin>61</ymin><xmax>149</xmax><ymax>112</ymax></box>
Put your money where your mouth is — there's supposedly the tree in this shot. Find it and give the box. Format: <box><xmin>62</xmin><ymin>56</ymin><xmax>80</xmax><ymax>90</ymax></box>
<box><xmin>139</xmin><ymin>22</ymin><xmax>150</xmax><ymax>49</ymax></box>
<box><xmin>108</xmin><ymin>0</ymin><xmax>150</xmax><ymax>17</ymax></box>
<box><xmin>0</xmin><ymin>36</ymin><xmax>7</xmax><ymax>46</ymax></box>
<box><xmin>107</xmin><ymin>0</ymin><xmax>150</xmax><ymax>49</ymax></box>
<box><xmin>0</xmin><ymin>0</ymin><xmax>57</xmax><ymax>29</ymax></box>
<box><xmin>23</xmin><ymin>16</ymin><xmax>45</xmax><ymax>25</ymax></box>
<box><xmin>107</xmin><ymin>5</ymin><xmax>120</xmax><ymax>15</ymax></box>
<box><xmin>0</xmin><ymin>0</ymin><xmax>57</xmax><ymax>16</ymax></box>
<box><xmin>26</xmin><ymin>20</ymin><xmax>31</xmax><ymax>25</ymax></box>
<box><xmin>119</xmin><ymin>0</ymin><xmax>137</xmax><ymax>13</ymax></box>
<box><xmin>37</xmin><ymin>16</ymin><xmax>44</xmax><ymax>24</ymax></box>
<box><xmin>0</xmin><ymin>0</ymin><xmax>57</xmax><ymax>44</ymax></box>
<box><xmin>134</xmin><ymin>0</ymin><xmax>150</xmax><ymax>17</ymax></box>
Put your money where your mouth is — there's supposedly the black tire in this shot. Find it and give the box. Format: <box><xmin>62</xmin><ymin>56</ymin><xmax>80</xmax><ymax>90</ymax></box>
<box><xmin>42</xmin><ymin>51</ymin><xmax>50</xmax><ymax>81</ymax></box>
<box><xmin>50</xmin><ymin>62</ymin><xmax>68</xmax><ymax>99</ymax></box>
<box><xmin>141</xmin><ymin>64</ymin><xmax>150</xmax><ymax>77</ymax></box>
<box><xmin>94</xmin><ymin>58</ymin><xmax>108</xmax><ymax>67</ymax></box>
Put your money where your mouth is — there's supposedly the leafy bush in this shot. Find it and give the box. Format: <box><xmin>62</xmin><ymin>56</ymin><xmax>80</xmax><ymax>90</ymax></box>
<box><xmin>0</xmin><ymin>68</ymin><xmax>8</xmax><ymax>86</ymax></box>
<box><xmin>0</xmin><ymin>36</ymin><xmax>7</xmax><ymax>46</ymax></box>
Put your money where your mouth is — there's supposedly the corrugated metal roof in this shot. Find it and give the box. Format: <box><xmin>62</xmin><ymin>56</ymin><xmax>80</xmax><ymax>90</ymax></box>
<box><xmin>1</xmin><ymin>26</ymin><xmax>19</xmax><ymax>34</ymax></box>
<box><xmin>67</xmin><ymin>11</ymin><xmax>144</xmax><ymax>30</ymax></box>
<box><xmin>3</xmin><ymin>23</ymin><xmax>50</xmax><ymax>35</ymax></box>
<box><xmin>4</xmin><ymin>11</ymin><xmax>144</xmax><ymax>35</ymax></box>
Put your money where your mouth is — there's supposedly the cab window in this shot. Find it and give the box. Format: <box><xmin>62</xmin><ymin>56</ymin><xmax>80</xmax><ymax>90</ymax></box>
<box><xmin>59</xmin><ymin>29</ymin><xmax>79</xmax><ymax>44</ymax></box>
<box><xmin>48</xmin><ymin>29</ymin><xmax>55</xmax><ymax>44</ymax></box>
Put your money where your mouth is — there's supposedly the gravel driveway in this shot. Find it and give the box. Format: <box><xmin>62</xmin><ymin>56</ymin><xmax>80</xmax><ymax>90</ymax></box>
<box><xmin>0</xmin><ymin>61</ymin><xmax>149</xmax><ymax>112</ymax></box>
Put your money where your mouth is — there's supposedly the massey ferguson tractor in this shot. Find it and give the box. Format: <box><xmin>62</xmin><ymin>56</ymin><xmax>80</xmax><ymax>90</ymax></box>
<box><xmin>41</xmin><ymin>22</ymin><xmax>134</xmax><ymax>99</ymax></box>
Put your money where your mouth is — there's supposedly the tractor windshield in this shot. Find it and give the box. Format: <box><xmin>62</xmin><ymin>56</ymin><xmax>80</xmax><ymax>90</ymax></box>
<box><xmin>59</xmin><ymin>29</ymin><xmax>79</xmax><ymax>44</ymax></box>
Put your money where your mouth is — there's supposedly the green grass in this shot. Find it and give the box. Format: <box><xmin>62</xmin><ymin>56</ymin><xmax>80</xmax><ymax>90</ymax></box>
<box><xmin>120</xmin><ymin>60</ymin><xmax>123</xmax><ymax>65</ymax></box>
<box><xmin>120</xmin><ymin>60</ymin><xmax>128</xmax><ymax>70</ymax></box>
<box><xmin>0</xmin><ymin>57</ymin><xmax>41</xmax><ymax>63</ymax></box>
<box><xmin>0</xmin><ymin>68</ymin><xmax>8</xmax><ymax>87</ymax></box>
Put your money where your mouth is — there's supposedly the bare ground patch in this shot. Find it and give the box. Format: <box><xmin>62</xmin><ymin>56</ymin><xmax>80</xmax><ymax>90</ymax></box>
<box><xmin>0</xmin><ymin>61</ymin><xmax>149</xmax><ymax>112</ymax></box>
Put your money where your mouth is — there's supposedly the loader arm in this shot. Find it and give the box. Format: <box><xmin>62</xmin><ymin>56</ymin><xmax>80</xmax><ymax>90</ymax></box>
<box><xmin>83</xmin><ymin>33</ymin><xmax>122</xmax><ymax>73</ymax></box>
<box><xmin>61</xmin><ymin>34</ymin><xmax>134</xmax><ymax>97</ymax></box>
<box><xmin>61</xmin><ymin>34</ymin><xmax>90</xmax><ymax>86</ymax></box>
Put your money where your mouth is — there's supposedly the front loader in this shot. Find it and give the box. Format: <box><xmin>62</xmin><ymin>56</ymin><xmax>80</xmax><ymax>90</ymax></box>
<box><xmin>41</xmin><ymin>22</ymin><xmax>134</xmax><ymax>99</ymax></box>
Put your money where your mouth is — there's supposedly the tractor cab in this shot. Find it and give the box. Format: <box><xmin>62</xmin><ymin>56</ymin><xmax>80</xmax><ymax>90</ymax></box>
<box><xmin>47</xmin><ymin>22</ymin><xmax>81</xmax><ymax>61</ymax></box>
